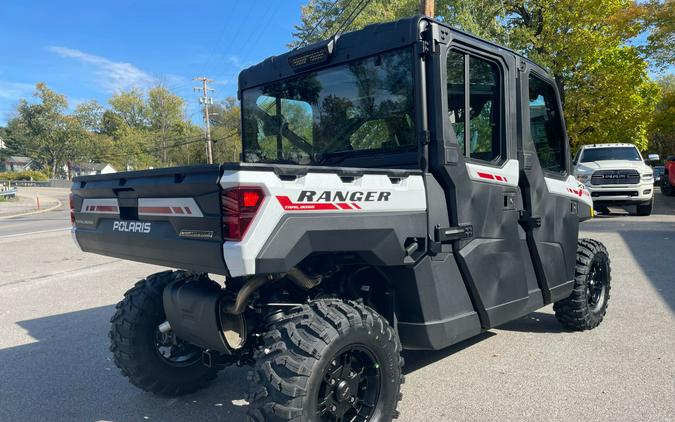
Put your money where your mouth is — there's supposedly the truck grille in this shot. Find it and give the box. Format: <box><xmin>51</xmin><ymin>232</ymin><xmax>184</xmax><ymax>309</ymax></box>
<box><xmin>591</xmin><ymin>191</ymin><xmax>638</xmax><ymax>197</ymax></box>
<box><xmin>591</xmin><ymin>170</ymin><xmax>640</xmax><ymax>185</ymax></box>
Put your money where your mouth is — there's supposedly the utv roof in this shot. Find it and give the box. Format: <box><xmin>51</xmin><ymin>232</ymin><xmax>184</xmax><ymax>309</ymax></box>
<box><xmin>238</xmin><ymin>15</ymin><xmax>549</xmax><ymax>92</ymax></box>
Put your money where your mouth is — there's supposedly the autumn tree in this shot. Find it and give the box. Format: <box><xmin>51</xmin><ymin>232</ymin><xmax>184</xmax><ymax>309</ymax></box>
<box><xmin>649</xmin><ymin>75</ymin><xmax>675</xmax><ymax>158</ymax></box>
<box><xmin>293</xmin><ymin>0</ymin><xmax>666</xmax><ymax>149</ymax></box>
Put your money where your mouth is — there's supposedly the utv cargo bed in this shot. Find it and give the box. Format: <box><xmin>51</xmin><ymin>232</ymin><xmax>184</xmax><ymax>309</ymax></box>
<box><xmin>71</xmin><ymin>165</ymin><xmax>227</xmax><ymax>275</ymax></box>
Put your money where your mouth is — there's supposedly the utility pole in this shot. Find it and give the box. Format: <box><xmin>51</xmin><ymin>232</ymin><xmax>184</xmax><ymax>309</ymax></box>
<box><xmin>194</xmin><ymin>77</ymin><xmax>215</xmax><ymax>164</ymax></box>
<box><xmin>419</xmin><ymin>0</ymin><xmax>435</xmax><ymax>17</ymax></box>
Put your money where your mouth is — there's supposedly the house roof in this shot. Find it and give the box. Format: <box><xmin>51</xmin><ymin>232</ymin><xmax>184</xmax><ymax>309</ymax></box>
<box><xmin>6</xmin><ymin>156</ymin><xmax>32</xmax><ymax>164</ymax></box>
<box><xmin>73</xmin><ymin>162</ymin><xmax>114</xmax><ymax>172</ymax></box>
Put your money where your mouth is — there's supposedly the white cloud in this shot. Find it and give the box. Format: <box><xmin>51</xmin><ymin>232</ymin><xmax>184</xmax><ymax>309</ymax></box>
<box><xmin>47</xmin><ymin>46</ymin><xmax>155</xmax><ymax>92</ymax></box>
<box><xmin>0</xmin><ymin>80</ymin><xmax>34</xmax><ymax>100</ymax></box>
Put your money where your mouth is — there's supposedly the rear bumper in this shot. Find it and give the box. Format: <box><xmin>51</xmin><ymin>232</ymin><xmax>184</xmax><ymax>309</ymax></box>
<box><xmin>75</xmin><ymin>222</ymin><xmax>228</xmax><ymax>275</ymax></box>
<box><xmin>586</xmin><ymin>182</ymin><xmax>653</xmax><ymax>205</ymax></box>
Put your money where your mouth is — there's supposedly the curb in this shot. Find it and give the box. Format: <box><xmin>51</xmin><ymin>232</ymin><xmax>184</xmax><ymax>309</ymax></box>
<box><xmin>0</xmin><ymin>199</ymin><xmax>63</xmax><ymax>220</ymax></box>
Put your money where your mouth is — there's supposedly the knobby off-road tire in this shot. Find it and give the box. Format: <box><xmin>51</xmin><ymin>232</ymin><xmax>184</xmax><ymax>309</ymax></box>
<box><xmin>554</xmin><ymin>239</ymin><xmax>611</xmax><ymax>331</ymax></box>
<box><xmin>636</xmin><ymin>196</ymin><xmax>654</xmax><ymax>216</ymax></box>
<box><xmin>109</xmin><ymin>270</ymin><xmax>218</xmax><ymax>396</ymax></box>
<box><xmin>247</xmin><ymin>299</ymin><xmax>404</xmax><ymax>422</ymax></box>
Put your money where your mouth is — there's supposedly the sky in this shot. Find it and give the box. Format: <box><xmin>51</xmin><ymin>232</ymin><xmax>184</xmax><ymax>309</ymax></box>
<box><xmin>0</xmin><ymin>0</ymin><xmax>307</xmax><ymax>125</ymax></box>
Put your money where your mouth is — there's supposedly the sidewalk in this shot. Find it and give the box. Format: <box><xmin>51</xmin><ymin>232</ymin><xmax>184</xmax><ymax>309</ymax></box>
<box><xmin>0</xmin><ymin>191</ymin><xmax>61</xmax><ymax>217</ymax></box>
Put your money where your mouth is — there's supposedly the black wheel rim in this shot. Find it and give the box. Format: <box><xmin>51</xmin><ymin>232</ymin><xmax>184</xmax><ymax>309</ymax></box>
<box><xmin>587</xmin><ymin>257</ymin><xmax>608</xmax><ymax>313</ymax></box>
<box><xmin>316</xmin><ymin>345</ymin><xmax>381</xmax><ymax>421</ymax></box>
<box><xmin>154</xmin><ymin>329</ymin><xmax>202</xmax><ymax>367</ymax></box>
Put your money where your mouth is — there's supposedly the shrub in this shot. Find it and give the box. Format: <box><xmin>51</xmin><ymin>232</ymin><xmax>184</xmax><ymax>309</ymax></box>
<box><xmin>0</xmin><ymin>170</ymin><xmax>50</xmax><ymax>181</ymax></box>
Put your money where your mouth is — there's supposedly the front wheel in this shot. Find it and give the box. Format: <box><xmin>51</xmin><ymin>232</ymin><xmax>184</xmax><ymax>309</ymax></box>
<box><xmin>636</xmin><ymin>197</ymin><xmax>653</xmax><ymax>216</ymax></box>
<box><xmin>247</xmin><ymin>300</ymin><xmax>404</xmax><ymax>422</ymax></box>
<box><xmin>554</xmin><ymin>239</ymin><xmax>611</xmax><ymax>330</ymax></box>
<box><xmin>109</xmin><ymin>270</ymin><xmax>218</xmax><ymax>396</ymax></box>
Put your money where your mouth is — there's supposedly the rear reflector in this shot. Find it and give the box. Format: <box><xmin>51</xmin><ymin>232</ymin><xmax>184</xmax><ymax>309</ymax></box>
<box><xmin>221</xmin><ymin>187</ymin><xmax>265</xmax><ymax>241</ymax></box>
<box><xmin>69</xmin><ymin>194</ymin><xmax>76</xmax><ymax>225</ymax></box>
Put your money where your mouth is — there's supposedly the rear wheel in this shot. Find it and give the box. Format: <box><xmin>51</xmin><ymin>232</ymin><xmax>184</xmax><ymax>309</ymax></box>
<box><xmin>554</xmin><ymin>239</ymin><xmax>611</xmax><ymax>331</ymax></box>
<box><xmin>109</xmin><ymin>270</ymin><xmax>218</xmax><ymax>396</ymax></box>
<box><xmin>636</xmin><ymin>197</ymin><xmax>653</xmax><ymax>216</ymax></box>
<box><xmin>247</xmin><ymin>299</ymin><xmax>403</xmax><ymax>422</ymax></box>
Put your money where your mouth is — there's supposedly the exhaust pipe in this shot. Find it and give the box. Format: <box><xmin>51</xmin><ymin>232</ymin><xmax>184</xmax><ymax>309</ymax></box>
<box><xmin>286</xmin><ymin>267</ymin><xmax>322</xmax><ymax>290</ymax></box>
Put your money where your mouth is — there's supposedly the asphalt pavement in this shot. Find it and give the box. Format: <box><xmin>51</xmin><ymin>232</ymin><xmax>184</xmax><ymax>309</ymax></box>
<box><xmin>0</xmin><ymin>191</ymin><xmax>673</xmax><ymax>421</ymax></box>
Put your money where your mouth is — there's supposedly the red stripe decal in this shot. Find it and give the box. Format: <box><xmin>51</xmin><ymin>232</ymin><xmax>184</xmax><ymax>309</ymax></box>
<box><xmin>276</xmin><ymin>196</ymin><xmax>340</xmax><ymax>211</ymax></box>
<box><xmin>184</xmin><ymin>207</ymin><xmax>192</xmax><ymax>215</ymax></box>
<box><xmin>351</xmin><ymin>203</ymin><xmax>362</xmax><ymax>209</ymax></box>
<box><xmin>495</xmin><ymin>175</ymin><xmax>504</xmax><ymax>182</ymax></box>
<box><xmin>337</xmin><ymin>203</ymin><xmax>352</xmax><ymax>210</ymax></box>
<box><xmin>139</xmin><ymin>206</ymin><xmax>173</xmax><ymax>214</ymax></box>
<box><xmin>477</xmin><ymin>172</ymin><xmax>495</xmax><ymax>180</ymax></box>
<box><xmin>91</xmin><ymin>205</ymin><xmax>118</xmax><ymax>213</ymax></box>
<box><xmin>172</xmin><ymin>207</ymin><xmax>184</xmax><ymax>214</ymax></box>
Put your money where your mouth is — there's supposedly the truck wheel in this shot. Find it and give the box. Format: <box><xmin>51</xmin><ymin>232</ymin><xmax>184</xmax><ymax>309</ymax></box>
<box><xmin>554</xmin><ymin>239</ymin><xmax>611</xmax><ymax>331</ymax></box>
<box><xmin>247</xmin><ymin>299</ymin><xmax>404</xmax><ymax>422</ymax></box>
<box><xmin>109</xmin><ymin>270</ymin><xmax>218</xmax><ymax>396</ymax></box>
<box><xmin>636</xmin><ymin>197</ymin><xmax>653</xmax><ymax>216</ymax></box>
<box><xmin>594</xmin><ymin>205</ymin><xmax>610</xmax><ymax>215</ymax></box>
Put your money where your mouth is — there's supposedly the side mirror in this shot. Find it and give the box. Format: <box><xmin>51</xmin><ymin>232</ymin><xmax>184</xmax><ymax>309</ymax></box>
<box><xmin>647</xmin><ymin>153</ymin><xmax>660</xmax><ymax>161</ymax></box>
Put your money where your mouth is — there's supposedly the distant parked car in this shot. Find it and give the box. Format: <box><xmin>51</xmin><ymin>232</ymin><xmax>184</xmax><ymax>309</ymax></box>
<box><xmin>653</xmin><ymin>166</ymin><xmax>665</xmax><ymax>185</ymax></box>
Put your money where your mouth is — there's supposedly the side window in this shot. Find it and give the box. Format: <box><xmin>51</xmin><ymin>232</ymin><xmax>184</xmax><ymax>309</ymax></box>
<box><xmin>469</xmin><ymin>57</ymin><xmax>500</xmax><ymax>161</ymax></box>
<box><xmin>528</xmin><ymin>75</ymin><xmax>566</xmax><ymax>174</ymax></box>
<box><xmin>447</xmin><ymin>49</ymin><xmax>502</xmax><ymax>163</ymax></box>
<box><xmin>447</xmin><ymin>50</ymin><xmax>465</xmax><ymax>154</ymax></box>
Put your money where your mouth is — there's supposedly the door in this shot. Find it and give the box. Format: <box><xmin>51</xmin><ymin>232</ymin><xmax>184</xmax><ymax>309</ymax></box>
<box><xmin>430</xmin><ymin>44</ymin><xmax>539</xmax><ymax>328</ymax></box>
<box><xmin>516</xmin><ymin>62</ymin><xmax>580</xmax><ymax>302</ymax></box>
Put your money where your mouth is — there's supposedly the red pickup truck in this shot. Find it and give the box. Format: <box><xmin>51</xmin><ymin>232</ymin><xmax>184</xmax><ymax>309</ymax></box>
<box><xmin>662</xmin><ymin>155</ymin><xmax>675</xmax><ymax>196</ymax></box>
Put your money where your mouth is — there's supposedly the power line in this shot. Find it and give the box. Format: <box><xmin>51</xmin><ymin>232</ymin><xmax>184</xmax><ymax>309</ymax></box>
<box><xmin>331</xmin><ymin>0</ymin><xmax>371</xmax><ymax>39</ymax></box>
<box><xmin>296</xmin><ymin>0</ymin><xmax>341</xmax><ymax>48</ymax></box>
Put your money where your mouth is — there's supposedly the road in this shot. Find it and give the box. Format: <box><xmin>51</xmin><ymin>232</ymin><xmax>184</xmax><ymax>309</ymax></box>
<box><xmin>0</xmin><ymin>191</ymin><xmax>673</xmax><ymax>421</ymax></box>
<box><xmin>0</xmin><ymin>187</ymin><xmax>71</xmax><ymax>238</ymax></box>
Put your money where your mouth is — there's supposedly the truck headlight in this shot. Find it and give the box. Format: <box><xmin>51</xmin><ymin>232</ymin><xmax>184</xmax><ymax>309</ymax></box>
<box><xmin>576</xmin><ymin>174</ymin><xmax>591</xmax><ymax>184</ymax></box>
<box><xmin>642</xmin><ymin>173</ymin><xmax>653</xmax><ymax>181</ymax></box>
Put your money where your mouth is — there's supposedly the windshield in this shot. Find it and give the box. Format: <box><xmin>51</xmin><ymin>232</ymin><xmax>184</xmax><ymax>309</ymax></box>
<box><xmin>580</xmin><ymin>147</ymin><xmax>641</xmax><ymax>163</ymax></box>
<box><xmin>241</xmin><ymin>48</ymin><xmax>416</xmax><ymax>167</ymax></box>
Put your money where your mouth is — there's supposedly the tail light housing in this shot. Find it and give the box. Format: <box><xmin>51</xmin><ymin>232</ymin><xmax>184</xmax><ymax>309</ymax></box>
<box><xmin>69</xmin><ymin>193</ymin><xmax>77</xmax><ymax>225</ymax></box>
<box><xmin>221</xmin><ymin>187</ymin><xmax>265</xmax><ymax>241</ymax></box>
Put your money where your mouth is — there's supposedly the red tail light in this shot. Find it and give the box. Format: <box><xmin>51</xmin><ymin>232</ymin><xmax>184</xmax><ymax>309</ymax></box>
<box><xmin>221</xmin><ymin>187</ymin><xmax>265</xmax><ymax>241</ymax></box>
<box><xmin>69</xmin><ymin>193</ymin><xmax>76</xmax><ymax>225</ymax></box>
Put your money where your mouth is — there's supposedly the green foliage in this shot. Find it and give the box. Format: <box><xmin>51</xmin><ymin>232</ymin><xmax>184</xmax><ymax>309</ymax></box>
<box><xmin>649</xmin><ymin>75</ymin><xmax>675</xmax><ymax>157</ymax></box>
<box><xmin>3</xmin><ymin>82</ymin><xmax>226</xmax><ymax>178</ymax></box>
<box><xmin>293</xmin><ymin>0</ymin><xmax>669</xmax><ymax>151</ymax></box>
<box><xmin>210</xmin><ymin>97</ymin><xmax>242</xmax><ymax>163</ymax></box>
<box><xmin>0</xmin><ymin>170</ymin><xmax>49</xmax><ymax>181</ymax></box>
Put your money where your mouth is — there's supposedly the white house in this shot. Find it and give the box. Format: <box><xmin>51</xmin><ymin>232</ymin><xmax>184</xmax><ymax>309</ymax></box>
<box><xmin>2</xmin><ymin>156</ymin><xmax>34</xmax><ymax>172</ymax></box>
<box><xmin>71</xmin><ymin>163</ymin><xmax>117</xmax><ymax>177</ymax></box>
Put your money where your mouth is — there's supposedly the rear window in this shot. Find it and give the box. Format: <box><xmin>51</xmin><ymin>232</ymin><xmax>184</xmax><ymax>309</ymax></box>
<box><xmin>241</xmin><ymin>47</ymin><xmax>416</xmax><ymax>168</ymax></box>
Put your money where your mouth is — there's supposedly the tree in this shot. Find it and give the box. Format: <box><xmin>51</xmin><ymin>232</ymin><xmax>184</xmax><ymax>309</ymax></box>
<box><xmin>7</xmin><ymin>83</ymin><xmax>89</xmax><ymax>177</ymax></box>
<box><xmin>108</xmin><ymin>89</ymin><xmax>148</xmax><ymax>129</ymax></box>
<box><xmin>649</xmin><ymin>75</ymin><xmax>675</xmax><ymax>158</ymax></box>
<box><xmin>293</xmin><ymin>0</ymin><xmax>664</xmax><ymax>149</ymax></box>
<box><xmin>147</xmin><ymin>85</ymin><xmax>186</xmax><ymax>163</ymax></box>
<box><xmin>210</xmin><ymin>97</ymin><xmax>242</xmax><ymax>163</ymax></box>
